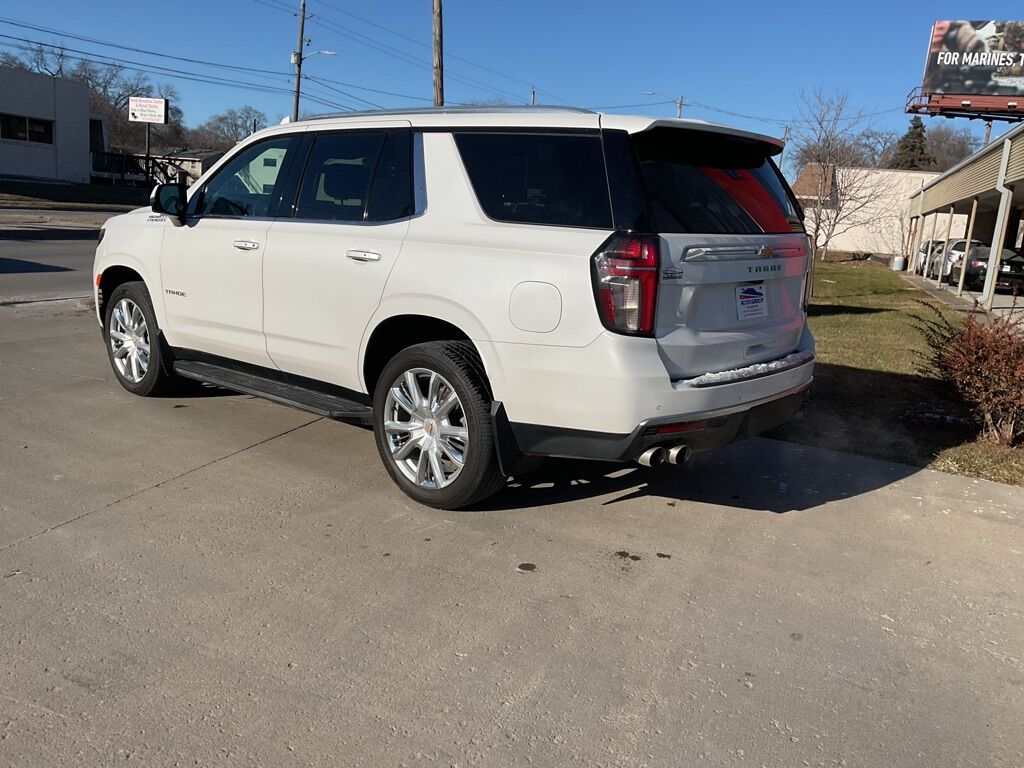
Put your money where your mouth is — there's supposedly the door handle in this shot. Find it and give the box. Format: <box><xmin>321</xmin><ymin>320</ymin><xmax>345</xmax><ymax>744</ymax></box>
<box><xmin>233</xmin><ymin>240</ymin><xmax>260</xmax><ymax>251</ymax></box>
<box><xmin>346</xmin><ymin>250</ymin><xmax>381</xmax><ymax>262</ymax></box>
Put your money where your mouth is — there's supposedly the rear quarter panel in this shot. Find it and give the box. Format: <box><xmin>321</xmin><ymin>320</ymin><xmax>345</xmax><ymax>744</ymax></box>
<box><xmin>366</xmin><ymin>131</ymin><xmax>611</xmax><ymax>396</ymax></box>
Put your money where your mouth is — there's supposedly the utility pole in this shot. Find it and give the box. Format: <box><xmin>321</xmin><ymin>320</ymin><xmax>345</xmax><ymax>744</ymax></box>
<box><xmin>779</xmin><ymin>124</ymin><xmax>791</xmax><ymax>166</ymax></box>
<box><xmin>530</xmin><ymin>86</ymin><xmax>536</xmax><ymax>106</ymax></box>
<box><xmin>983</xmin><ymin>120</ymin><xmax>992</xmax><ymax>146</ymax></box>
<box><xmin>643</xmin><ymin>91</ymin><xmax>683</xmax><ymax>118</ymax></box>
<box><xmin>432</xmin><ymin>0</ymin><xmax>443</xmax><ymax>107</ymax></box>
<box><xmin>291</xmin><ymin>0</ymin><xmax>307</xmax><ymax>122</ymax></box>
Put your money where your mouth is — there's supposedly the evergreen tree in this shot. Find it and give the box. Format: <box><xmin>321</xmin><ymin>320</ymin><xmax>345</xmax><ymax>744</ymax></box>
<box><xmin>889</xmin><ymin>116</ymin><xmax>934</xmax><ymax>170</ymax></box>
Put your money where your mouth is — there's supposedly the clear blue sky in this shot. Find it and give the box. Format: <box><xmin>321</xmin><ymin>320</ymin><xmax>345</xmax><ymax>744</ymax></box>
<box><xmin>1</xmin><ymin>1</ymin><xmax>1020</xmax><ymax>143</ymax></box>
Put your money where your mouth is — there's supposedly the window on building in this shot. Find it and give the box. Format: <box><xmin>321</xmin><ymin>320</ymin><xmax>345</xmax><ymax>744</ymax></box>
<box><xmin>0</xmin><ymin>114</ymin><xmax>53</xmax><ymax>144</ymax></box>
<box><xmin>27</xmin><ymin>118</ymin><xmax>53</xmax><ymax>144</ymax></box>
<box><xmin>1</xmin><ymin>114</ymin><xmax>28</xmax><ymax>141</ymax></box>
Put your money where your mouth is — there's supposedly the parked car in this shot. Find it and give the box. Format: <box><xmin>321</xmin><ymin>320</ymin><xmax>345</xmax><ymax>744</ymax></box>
<box><xmin>93</xmin><ymin>106</ymin><xmax>814</xmax><ymax>509</ymax></box>
<box><xmin>917</xmin><ymin>239</ymin><xmax>945</xmax><ymax>274</ymax></box>
<box><xmin>926</xmin><ymin>238</ymin><xmax>984</xmax><ymax>279</ymax></box>
<box><xmin>947</xmin><ymin>245</ymin><xmax>1024</xmax><ymax>291</ymax></box>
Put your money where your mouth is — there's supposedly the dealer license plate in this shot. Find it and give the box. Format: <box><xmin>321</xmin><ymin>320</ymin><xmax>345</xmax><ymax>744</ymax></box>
<box><xmin>736</xmin><ymin>283</ymin><xmax>768</xmax><ymax>320</ymax></box>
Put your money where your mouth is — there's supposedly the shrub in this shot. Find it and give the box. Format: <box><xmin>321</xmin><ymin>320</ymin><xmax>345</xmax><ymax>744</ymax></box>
<box><xmin>916</xmin><ymin>301</ymin><xmax>1024</xmax><ymax>446</ymax></box>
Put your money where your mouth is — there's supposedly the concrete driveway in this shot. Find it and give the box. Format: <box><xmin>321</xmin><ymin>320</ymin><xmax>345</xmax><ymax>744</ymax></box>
<box><xmin>1</xmin><ymin>298</ymin><xmax>1022</xmax><ymax>767</ymax></box>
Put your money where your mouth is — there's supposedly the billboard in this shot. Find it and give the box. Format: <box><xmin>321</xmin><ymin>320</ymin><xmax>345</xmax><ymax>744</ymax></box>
<box><xmin>923</xmin><ymin>20</ymin><xmax>1024</xmax><ymax>96</ymax></box>
<box><xmin>128</xmin><ymin>97</ymin><xmax>168</xmax><ymax>125</ymax></box>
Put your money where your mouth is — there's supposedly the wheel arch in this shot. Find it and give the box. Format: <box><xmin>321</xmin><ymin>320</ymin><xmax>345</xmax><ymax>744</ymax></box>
<box><xmin>361</xmin><ymin>312</ymin><xmax>489</xmax><ymax>396</ymax></box>
<box><xmin>97</xmin><ymin>263</ymin><xmax>147</xmax><ymax>325</ymax></box>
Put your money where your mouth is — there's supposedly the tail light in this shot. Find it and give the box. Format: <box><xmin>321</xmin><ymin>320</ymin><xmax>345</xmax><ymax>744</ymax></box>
<box><xmin>591</xmin><ymin>233</ymin><xmax>659</xmax><ymax>336</ymax></box>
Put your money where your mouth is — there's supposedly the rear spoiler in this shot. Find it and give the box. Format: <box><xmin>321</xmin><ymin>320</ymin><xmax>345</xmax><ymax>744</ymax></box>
<box><xmin>599</xmin><ymin>115</ymin><xmax>785</xmax><ymax>157</ymax></box>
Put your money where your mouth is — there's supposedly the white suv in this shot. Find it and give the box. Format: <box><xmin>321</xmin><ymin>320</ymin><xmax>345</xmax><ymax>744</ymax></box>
<box><xmin>94</xmin><ymin>107</ymin><xmax>814</xmax><ymax>509</ymax></box>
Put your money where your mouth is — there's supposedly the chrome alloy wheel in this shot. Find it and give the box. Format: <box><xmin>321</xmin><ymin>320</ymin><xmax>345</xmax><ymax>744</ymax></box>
<box><xmin>108</xmin><ymin>298</ymin><xmax>150</xmax><ymax>384</ymax></box>
<box><xmin>383</xmin><ymin>368</ymin><xmax>468</xmax><ymax>489</ymax></box>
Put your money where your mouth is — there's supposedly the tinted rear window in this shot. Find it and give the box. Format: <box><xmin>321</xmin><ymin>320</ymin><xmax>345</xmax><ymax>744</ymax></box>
<box><xmin>631</xmin><ymin>127</ymin><xmax>800</xmax><ymax>235</ymax></box>
<box><xmin>454</xmin><ymin>133</ymin><xmax>612</xmax><ymax>229</ymax></box>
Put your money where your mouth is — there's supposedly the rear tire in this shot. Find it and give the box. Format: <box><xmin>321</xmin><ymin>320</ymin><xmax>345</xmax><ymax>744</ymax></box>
<box><xmin>372</xmin><ymin>341</ymin><xmax>506</xmax><ymax>509</ymax></box>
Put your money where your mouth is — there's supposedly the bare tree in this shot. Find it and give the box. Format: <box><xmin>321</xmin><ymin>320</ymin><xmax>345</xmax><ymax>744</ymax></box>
<box><xmin>856</xmin><ymin>128</ymin><xmax>899</xmax><ymax>168</ymax></box>
<box><xmin>791</xmin><ymin>88</ymin><xmax>896</xmax><ymax>262</ymax></box>
<box><xmin>0</xmin><ymin>42</ymin><xmax>68</xmax><ymax>76</ymax></box>
<box><xmin>187</xmin><ymin>106</ymin><xmax>268</xmax><ymax>150</ymax></box>
<box><xmin>926</xmin><ymin>123</ymin><xmax>980</xmax><ymax>171</ymax></box>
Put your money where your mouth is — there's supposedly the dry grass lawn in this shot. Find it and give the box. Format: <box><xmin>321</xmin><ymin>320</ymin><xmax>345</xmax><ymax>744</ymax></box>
<box><xmin>768</xmin><ymin>259</ymin><xmax>1022</xmax><ymax>486</ymax></box>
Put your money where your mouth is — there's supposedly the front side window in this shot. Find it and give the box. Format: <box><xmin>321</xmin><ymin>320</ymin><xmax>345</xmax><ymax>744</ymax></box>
<box><xmin>197</xmin><ymin>136</ymin><xmax>293</xmax><ymax>218</ymax></box>
<box><xmin>454</xmin><ymin>133</ymin><xmax>612</xmax><ymax>229</ymax></box>
<box><xmin>291</xmin><ymin>130</ymin><xmax>412</xmax><ymax>223</ymax></box>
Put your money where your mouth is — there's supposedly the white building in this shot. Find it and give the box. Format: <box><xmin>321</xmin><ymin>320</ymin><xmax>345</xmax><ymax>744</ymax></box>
<box><xmin>792</xmin><ymin>165</ymin><xmax>965</xmax><ymax>257</ymax></box>
<box><xmin>0</xmin><ymin>67</ymin><xmax>92</xmax><ymax>183</ymax></box>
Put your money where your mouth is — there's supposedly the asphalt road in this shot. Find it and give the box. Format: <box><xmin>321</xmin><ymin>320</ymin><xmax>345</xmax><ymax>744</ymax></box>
<box><xmin>0</xmin><ymin>222</ymin><xmax>100</xmax><ymax>304</ymax></box>
<box><xmin>1</xmin><ymin>295</ymin><xmax>1022</xmax><ymax>767</ymax></box>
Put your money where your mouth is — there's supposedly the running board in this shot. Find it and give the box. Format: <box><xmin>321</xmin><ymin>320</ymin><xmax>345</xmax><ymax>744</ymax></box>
<box><xmin>173</xmin><ymin>360</ymin><xmax>373</xmax><ymax>422</ymax></box>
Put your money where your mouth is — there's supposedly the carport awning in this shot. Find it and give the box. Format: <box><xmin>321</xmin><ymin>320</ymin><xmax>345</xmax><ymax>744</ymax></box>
<box><xmin>911</xmin><ymin>120</ymin><xmax>1024</xmax><ymax>215</ymax></box>
<box><xmin>919</xmin><ymin>144</ymin><xmax>1001</xmax><ymax>213</ymax></box>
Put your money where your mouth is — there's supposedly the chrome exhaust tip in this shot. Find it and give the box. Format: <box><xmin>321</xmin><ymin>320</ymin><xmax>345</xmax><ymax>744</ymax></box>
<box><xmin>666</xmin><ymin>444</ymin><xmax>691</xmax><ymax>465</ymax></box>
<box><xmin>638</xmin><ymin>446</ymin><xmax>666</xmax><ymax>468</ymax></box>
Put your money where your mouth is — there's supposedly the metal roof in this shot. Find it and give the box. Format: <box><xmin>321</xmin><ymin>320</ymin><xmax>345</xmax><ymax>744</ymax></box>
<box><xmin>910</xmin><ymin>120</ymin><xmax>1024</xmax><ymax>212</ymax></box>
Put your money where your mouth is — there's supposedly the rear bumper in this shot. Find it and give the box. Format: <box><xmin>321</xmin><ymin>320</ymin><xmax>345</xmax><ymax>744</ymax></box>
<box><xmin>495</xmin><ymin>379</ymin><xmax>810</xmax><ymax>465</ymax></box>
<box><xmin>994</xmin><ymin>275</ymin><xmax>1024</xmax><ymax>289</ymax></box>
<box><xmin>480</xmin><ymin>325</ymin><xmax>815</xmax><ymax>435</ymax></box>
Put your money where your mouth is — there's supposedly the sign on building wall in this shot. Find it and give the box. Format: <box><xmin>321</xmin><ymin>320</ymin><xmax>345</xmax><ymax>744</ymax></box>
<box><xmin>128</xmin><ymin>97</ymin><xmax>168</xmax><ymax>124</ymax></box>
<box><xmin>923</xmin><ymin>21</ymin><xmax>1024</xmax><ymax>96</ymax></box>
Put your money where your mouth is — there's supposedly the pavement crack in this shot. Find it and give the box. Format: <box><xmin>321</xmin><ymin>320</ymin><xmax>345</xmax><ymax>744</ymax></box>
<box><xmin>0</xmin><ymin>416</ymin><xmax>323</xmax><ymax>553</ymax></box>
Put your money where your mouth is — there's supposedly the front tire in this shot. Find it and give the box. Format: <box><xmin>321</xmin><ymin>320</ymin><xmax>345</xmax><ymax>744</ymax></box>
<box><xmin>103</xmin><ymin>281</ymin><xmax>178</xmax><ymax>396</ymax></box>
<box><xmin>372</xmin><ymin>341</ymin><xmax>506</xmax><ymax>509</ymax></box>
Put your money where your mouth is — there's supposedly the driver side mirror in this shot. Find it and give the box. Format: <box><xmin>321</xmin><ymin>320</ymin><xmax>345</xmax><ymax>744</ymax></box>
<box><xmin>150</xmin><ymin>183</ymin><xmax>187</xmax><ymax>225</ymax></box>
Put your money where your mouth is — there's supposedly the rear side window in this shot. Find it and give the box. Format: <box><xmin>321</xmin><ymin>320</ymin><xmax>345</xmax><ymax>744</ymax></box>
<box><xmin>293</xmin><ymin>130</ymin><xmax>413</xmax><ymax>223</ymax></box>
<box><xmin>454</xmin><ymin>133</ymin><xmax>612</xmax><ymax>229</ymax></box>
<box><xmin>294</xmin><ymin>131</ymin><xmax>385</xmax><ymax>222</ymax></box>
<box><xmin>631</xmin><ymin>127</ymin><xmax>801</xmax><ymax>235</ymax></box>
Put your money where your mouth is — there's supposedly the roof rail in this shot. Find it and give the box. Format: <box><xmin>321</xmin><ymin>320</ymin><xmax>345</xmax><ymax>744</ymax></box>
<box><xmin>300</xmin><ymin>105</ymin><xmax>597</xmax><ymax>121</ymax></box>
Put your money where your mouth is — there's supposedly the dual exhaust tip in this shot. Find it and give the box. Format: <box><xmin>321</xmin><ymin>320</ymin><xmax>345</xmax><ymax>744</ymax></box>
<box><xmin>638</xmin><ymin>444</ymin><xmax>690</xmax><ymax>468</ymax></box>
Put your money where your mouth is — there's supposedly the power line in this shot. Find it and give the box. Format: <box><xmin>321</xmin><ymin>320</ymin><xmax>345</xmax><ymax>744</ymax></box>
<box><xmin>589</xmin><ymin>101</ymin><xmax>673</xmax><ymax>110</ymax></box>
<box><xmin>586</xmin><ymin>98</ymin><xmax>904</xmax><ymax>130</ymax></box>
<box><xmin>313</xmin><ymin>0</ymin><xmax>567</xmax><ymax>103</ymax></box>
<box><xmin>303</xmin><ymin>74</ymin><xmax>383</xmax><ymax>109</ymax></box>
<box><xmin>687</xmin><ymin>101</ymin><xmax>903</xmax><ymax>126</ymax></box>
<box><xmin>248</xmin><ymin>0</ymin><xmax>529</xmax><ymax>103</ymax></box>
<box><xmin>307</xmin><ymin>13</ymin><xmax>526</xmax><ymax>102</ymax></box>
<box><xmin>323</xmin><ymin>22</ymin><xmax>523</xmax><ymax>102</ymax></box>
<box><xmin>0</xmin><ymin>16</ymin><xmax>286</xmax><ymax>78</ymax></box>
<box><xmin>0</xmin><ymin>16</ymin><xmax>432</xmax><ymax>104</ymax></box>
<box><xmin>0</xmin><ymin>36</ymin><xmax>353</xmax><ymax>112</ymax></box>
